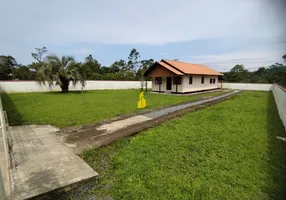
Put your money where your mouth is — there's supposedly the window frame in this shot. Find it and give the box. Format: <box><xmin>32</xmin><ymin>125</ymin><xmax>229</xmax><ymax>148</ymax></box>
<box><xmin>210</xmin><ymin>78</ymin><xmax>213</xmax><ymax>84</ymax></box>
<box><xmin>155</xmin><ymin>77</ymin><xmax>162</xmax><ymax>85</ymax></box>
<box><xmin>201</xmin><ymin>76</ymin><xmax>205</xmax><ymax>84</ymax></box>
<box><xmin>213</xmin><ymin>78</ymin><xmax>216</xmax><ymax>84</ymax></box>
<box><xmin>173</xmin><ymin>77</ymin><xmax>182</xmax><ymax>85</ymax></box>
<box><xmin>189</xmin><ymin>76</ymin><xmax>193</xmax><ymax>84</ymax></box>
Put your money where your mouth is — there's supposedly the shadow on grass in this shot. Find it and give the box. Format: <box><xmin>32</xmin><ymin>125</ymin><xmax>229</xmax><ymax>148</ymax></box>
<box><xmin>42</xmin><ymin>90</ymin><xmax>92</xmax><ymax>95</ymax></box>
<box><xmin>267</xmin><ymin>92</ymin><xmax>286</xmax><ymax>199</ymax></box>
<box><xmin>0</xmin><ymin>85</ymin><xmax>24</xmax><ymax>126</ymax></box>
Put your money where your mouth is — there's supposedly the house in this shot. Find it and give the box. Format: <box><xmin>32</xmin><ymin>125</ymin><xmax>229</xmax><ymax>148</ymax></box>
<box><xmin>143</xmin><ymin>59</ymin><xmax>223</xmax><ymax>93</ymax></box>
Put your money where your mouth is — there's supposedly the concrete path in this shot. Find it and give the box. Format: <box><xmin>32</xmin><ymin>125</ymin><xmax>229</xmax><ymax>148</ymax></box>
<box><xmin>59</xmin><ymin>91</ymin><xmax>239</xmax><ymax>154</ymax></box>
<box><xmin>8</xmin><ymin>125</ymin><xmax>98</xmax><ymax>200</ymax></box>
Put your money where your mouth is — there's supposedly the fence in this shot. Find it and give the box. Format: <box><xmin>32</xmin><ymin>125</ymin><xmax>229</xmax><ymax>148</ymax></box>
<box><xmin>0</xmin><ymin>96</ymin><xmax>11</xmax><ymax>199</ymax></box>
<box><xmin>272</xmin><ymin>84</ymin><xmax>286</xmax><ymax>131</ymax></box>
<box><xmin>222</xmin><ymin>83</ymin><xmax>273</xmax><ymax>91</ymax></box>
<box><xmin>0</xmin><ymin>80</ymin><xmax>152</xmax><ymax>93</ymax></box>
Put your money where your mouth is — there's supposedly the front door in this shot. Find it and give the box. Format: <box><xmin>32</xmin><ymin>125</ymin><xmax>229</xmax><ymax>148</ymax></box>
<box><xmin>166</xmin><ymin>77</ymin><xmax>172</xmax><ymax>90</ymax></box>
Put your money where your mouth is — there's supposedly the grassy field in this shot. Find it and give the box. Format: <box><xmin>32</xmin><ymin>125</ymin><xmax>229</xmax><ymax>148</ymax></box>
<box><xmin>82</xmin><ymin>91</ymin><xmax>286</xmax><ymax>200</ymax></box>
<box><xmin>1</xmin><ymin>90</ymin><xmax>226</xmax><ymax>128</ymax></box>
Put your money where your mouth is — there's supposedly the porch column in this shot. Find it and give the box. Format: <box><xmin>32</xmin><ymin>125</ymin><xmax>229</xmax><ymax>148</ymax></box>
<box><xmin>145</xmin><ymin>77</ymin><xmax>148</xmax><ymax>92</ymax></box>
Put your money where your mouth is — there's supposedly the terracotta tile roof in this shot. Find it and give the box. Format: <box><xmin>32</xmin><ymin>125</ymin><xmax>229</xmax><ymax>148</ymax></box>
<box><xmin>162</xmin><ymin>59</ymin><xmax>223</xmax><ymax>76</ymax></box>
<box><xmin>157</xmin><ymin>61</ymin><xmax>184</xmax><ymax>75</ymax></box>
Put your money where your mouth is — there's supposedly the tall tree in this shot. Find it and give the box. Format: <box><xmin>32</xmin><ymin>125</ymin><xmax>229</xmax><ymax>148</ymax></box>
<box><xmin>136</xmin><ymin>59</ymin><xmax>154</xmax><ymax>80</ymax></box>
<box><xmin>0</xmin><ymin>55</ymin><xmax>17</xmax><ymax>80</ymax></box>
<box><xmin>36</xmin><ymin>55</ymin><xmax>86</xmax><ymax>92</ymax></box>
<box><xmin>227</xmin><ymin>64</ymin><xmax>248</xmax><ymax>82</ymax></box>
<box><xmin>82</xmin><ymin>54</ymin><xmax>101</xmax><ymax>79</ymax></box>
<box><xmin>31</xmin><ymin>47</ymin><xmax>48</xmax><ymax>62</ymax></box>
<box><xmin>127</xmin><ymin>48</ymin><xmax>140</xmax><ymax>72</ymax></box>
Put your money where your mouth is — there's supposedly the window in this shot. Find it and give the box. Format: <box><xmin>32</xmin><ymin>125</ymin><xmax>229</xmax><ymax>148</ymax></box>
<box><xmin>201</xmin><ymin>76</ymin><xmax>204</xmax><ymax>84</ymax></box>
<box><xmin>173</xmin><ymin>77</ymin><xmax>182</xmax><ymax>85</ymax></box>
<box><xmin>213</xmin><ymin>79</ymin><xmax>216</xmax><ymax>84</ymax></box>
<box><xmin>155</xmin><ymin>77</ymin><xmax>162</xmax><ymax>84</ymax></box>
<box><xmin>189</xmin><ymin>76</ymin><xmax>193</xmax><ymax>84</ymax></box>
<box><xmin>210</xmin><ymin>78</ymin><xmax>213</xmax><ymax>84</ymax></box>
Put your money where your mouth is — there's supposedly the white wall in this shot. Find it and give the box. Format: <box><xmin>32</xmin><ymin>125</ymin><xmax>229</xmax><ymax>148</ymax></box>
<box><xmin>222</xmin><ymin>83</ymin><xmax>273</xmax><ymax>91</ymax></box>
<box><xmin>272</xmin><ymin>84</ymin><xmax>286</xmax><ymax>131</ymax></box>
<box><xmin>182</xmin><ymin>75</ymin><xmax>219</xmax><ymax>93</ymax></box>
<box><xmin>152</xmin><ymin>75</ymin><xmax>219</xmax><ymax>93</ymax></box>
<box><xmin>0</xmin><ymin>81</ymin><xmax>152</xmax><ymax>93</ymax></box>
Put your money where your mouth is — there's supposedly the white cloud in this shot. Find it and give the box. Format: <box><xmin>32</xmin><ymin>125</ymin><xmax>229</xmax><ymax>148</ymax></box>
<box><xmin>0</xmin><ymin>0</ymin><xmax>284</xmax><ymax>45</ymax></box>
<box><xmin>0</xmin><ymin>0</ymin><xmax>284</xmax><ymax>64</ymax></box>
<box><xmin>188</xmin><ymin>50</ymin><xmax>285</xmax><ymax>72</ymax></box>
<box><xmin>68</xmin><ymin>48</ymin><xmax>94</xmax><ymax>55</ymax></box>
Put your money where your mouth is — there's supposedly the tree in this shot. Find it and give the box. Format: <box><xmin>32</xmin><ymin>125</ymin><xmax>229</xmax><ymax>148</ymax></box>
<box><xmin>265</xmin><ymin>63</ymin><xmax>286</xmax><ymax>84</ymax></box>
<box><xmin>227</xmin><ymin>64</ymin><xmax>248</xmax><ymax>82</ymax></box>
<box><xmin>36</xmin><ymin>55</ymin><xmax>86</xmax><ymax>92</ymax></box>
<box><xmin>31</xmin><ymin>47</ymin><xmax>48</xmax><ymax>62</ymax></box>
<box><xmin>0</xmin><ymin>55</ymin><xmax>17</xmax><ymax>80</ymax></box>
<box><xmin>136</xmin><ymin>59</ymin><xmax>154</xmax><ymax>86</ymax></box>
<box><xmin>82</xmin><ymin>54</ymin><xmax>101</xmax><ymax>79</ymax></box>
<box><xmin>14</xmin><ymin>65</ymin><xmax>35</xmax><ymax>80</ymax></box>
<box><xmin>127</xmin><ymin>48</ymin><xmax>140</xmax><ymax>72</ymax></box>
<box><xmin>110</xmin><ymin>59</ymin><xmax>126</xmax><ymax>73</ymax></box>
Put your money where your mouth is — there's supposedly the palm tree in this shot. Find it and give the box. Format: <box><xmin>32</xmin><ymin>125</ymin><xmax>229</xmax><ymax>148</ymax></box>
<box><xmin>36</xmin><ymin>55</ymin><xmax>86</xmax><ymax>92</ymax></box>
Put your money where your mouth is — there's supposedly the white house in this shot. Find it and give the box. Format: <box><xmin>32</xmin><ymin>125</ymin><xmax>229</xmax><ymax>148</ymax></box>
<box><xmin>144</xmin><ymin>59</ymin><xmax>223</xmax><ymax>93</ymax></box>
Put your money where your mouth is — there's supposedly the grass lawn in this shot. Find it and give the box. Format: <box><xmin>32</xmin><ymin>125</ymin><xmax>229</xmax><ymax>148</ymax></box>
<box><xmin>1</xmin><ymin>90</ymin><xmax>225</xmax><ymax>128</ymax></box>
<box><xmin>82</xmin><ymin>91</ymin><xmax>286</xmax><ymax>200</ymax></box>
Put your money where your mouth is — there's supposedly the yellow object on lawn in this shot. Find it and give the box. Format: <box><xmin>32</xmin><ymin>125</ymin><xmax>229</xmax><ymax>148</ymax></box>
<box><xmin>137</xmin><ymin>91</ymin><xmax>146</xmax><ymax>108</ymax></box>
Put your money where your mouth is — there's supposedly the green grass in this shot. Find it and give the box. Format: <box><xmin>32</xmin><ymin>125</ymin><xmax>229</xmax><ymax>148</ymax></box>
<box><xmin>1</xmin><ymin>90</ymin><xmax>226</xmax><ymax>128</ymax></box>
<box><xmin>82</xmin><ymin>91</ymin><xmax>286</xmax><ymax>200</ymax></box>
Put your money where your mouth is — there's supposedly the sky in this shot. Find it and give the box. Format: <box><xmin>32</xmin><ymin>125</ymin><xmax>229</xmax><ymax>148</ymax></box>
<box><xmin>0</xmin><ymin>0</ymin><xmax>285</xmax><ymax>72</ymax></box>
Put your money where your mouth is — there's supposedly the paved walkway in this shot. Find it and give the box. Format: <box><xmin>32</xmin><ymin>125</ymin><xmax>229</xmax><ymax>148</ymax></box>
<box><xmin>8</xmin><ymin>125</ymin><xmax>98</xmax><ymax>200</ymax></box>
<box><xmin>59</xmin><ymin>91</ymin><xmax>239</xmax><ymax>154</ymax></box>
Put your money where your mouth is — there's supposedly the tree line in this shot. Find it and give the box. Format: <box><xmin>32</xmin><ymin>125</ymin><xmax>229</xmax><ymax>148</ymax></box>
<box><xmin>0</xmin><ymin>47</ymin><xmax>285</xmax><ymax>91</ymax></box>
<box><xmin>223</xmin><ymin>62</ymin><xmax>286</xmax><ymax>85</ymax></box>
<box><xmin>0</xmin><ymin>47</ymin><xmax>154</xmax><ymax>81</ymax></box>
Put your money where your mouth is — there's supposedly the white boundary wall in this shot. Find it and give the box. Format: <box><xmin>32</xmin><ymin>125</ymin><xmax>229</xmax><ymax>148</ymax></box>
<box><xmin>222</xmin><ymin>83</ymin><xmax>273</xmax><ymax>91</ymax></box>
<box><xmin>272</xmin><ymin>84</ymin><xmax>286</xmax><ymax>131</ymax></box>
<box><xmin>0</xmin><ymin>81</ymin><xmax>152</xmax><ymax>93</ymax></box>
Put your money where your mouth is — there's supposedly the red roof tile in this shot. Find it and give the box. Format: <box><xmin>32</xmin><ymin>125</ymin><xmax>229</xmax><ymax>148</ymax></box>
<box><xmin>158</xmin><ymin>61</ymin><xmax>184</xmax><ymax>75</ymax></box>
<box><xmin>163</xmin><ymin>60</ymin><xmax>223</xmax><ymax>76</ymax></box>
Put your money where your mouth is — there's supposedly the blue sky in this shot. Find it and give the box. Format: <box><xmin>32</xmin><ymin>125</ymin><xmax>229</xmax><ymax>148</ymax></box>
<box><xmin>0</xmin><ymin>0</ymin><xmax>285</xmax><ymax>72</ymax></box>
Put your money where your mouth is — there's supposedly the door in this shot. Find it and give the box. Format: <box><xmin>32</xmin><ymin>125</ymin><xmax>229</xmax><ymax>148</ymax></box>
<box><xmin>166</xmin><ymin>77</ymin><xmax>172</xmax><ymax>90</ymax></box>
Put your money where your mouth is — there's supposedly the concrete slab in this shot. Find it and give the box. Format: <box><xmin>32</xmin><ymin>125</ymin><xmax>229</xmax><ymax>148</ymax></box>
<box><xmin>9</xmin><ymin>125</ymin><xmax>98</xmax><ymax>200</ymax></box>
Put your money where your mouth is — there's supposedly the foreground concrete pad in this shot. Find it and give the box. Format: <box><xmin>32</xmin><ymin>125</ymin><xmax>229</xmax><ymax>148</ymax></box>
<box><xmin>9</xmin><ymin>125</ymin><xmax>98</xmax><ymax>200</ymax></box>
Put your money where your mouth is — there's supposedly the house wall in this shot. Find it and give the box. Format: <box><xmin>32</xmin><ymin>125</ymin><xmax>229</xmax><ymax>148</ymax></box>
<box><xmin>147</xmin><ymin>65</ymin><xmax>176</xmax><ymax>77</ymax></box>
<box><xmin>182</xmin><ymin>75</ymin><xmax>219</xmax><ymax>93</ymax></box>
<box><xmin>152</xmin><ymin>75</ymin><xmax>218</xmax><ymax>93</ymax></box>
<box><xmin>152</xmin><ymin>77</ymin><xmax>184</xmax><ymax>93</ymax></box>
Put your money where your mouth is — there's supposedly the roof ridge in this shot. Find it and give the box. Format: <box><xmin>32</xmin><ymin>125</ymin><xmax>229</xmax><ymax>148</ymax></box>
<box><xmin>163</xmin><ymin>59</ymin><xmax>207</xmax><ymax>66</ymax></box>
